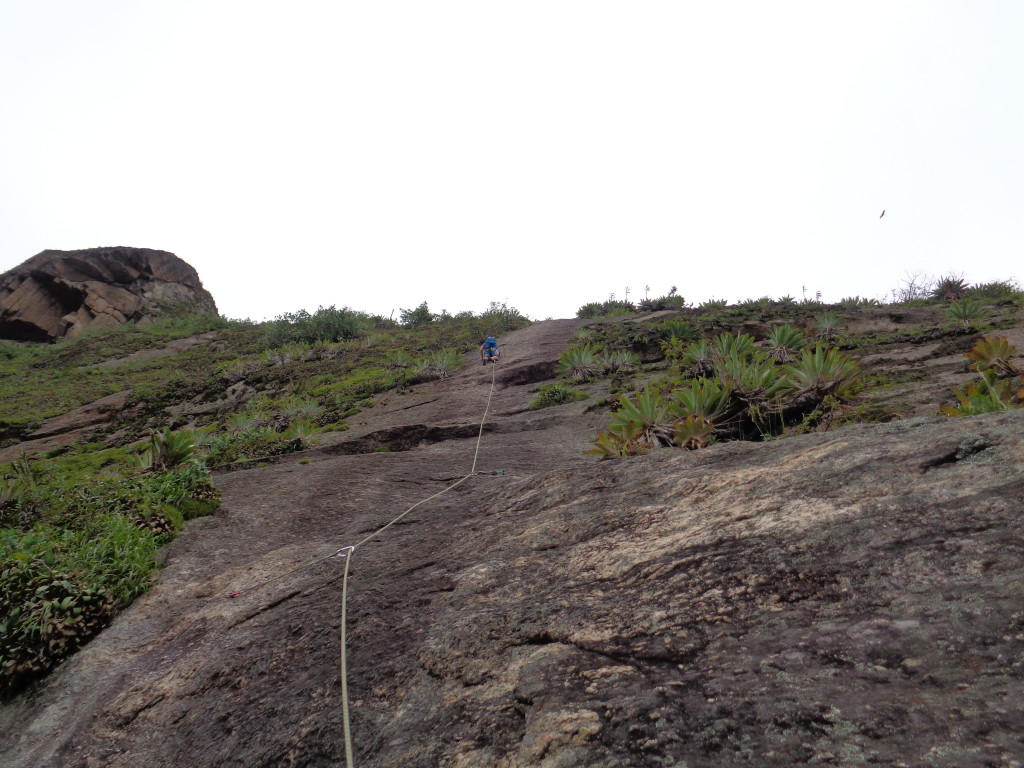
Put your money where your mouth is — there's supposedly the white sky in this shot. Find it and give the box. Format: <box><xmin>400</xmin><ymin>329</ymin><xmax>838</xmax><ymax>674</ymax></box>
<box><xmin>1</xmin><ymin>1</ymin><xmax>1022</xmax><ymax>321</ymax></box>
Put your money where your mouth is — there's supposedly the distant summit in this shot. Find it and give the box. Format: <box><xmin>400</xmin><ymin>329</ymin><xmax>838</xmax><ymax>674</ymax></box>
<box><xmin>0</xmin><ymin>247</ymin><xmax>218</xmax><ymax>342</ymax></box>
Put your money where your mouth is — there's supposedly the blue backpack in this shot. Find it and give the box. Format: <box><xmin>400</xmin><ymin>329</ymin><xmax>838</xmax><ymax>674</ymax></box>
<box><xmin>484</xmin><ymin>337</ymin><xmax>497</xmax><ymax>350</ymax></box>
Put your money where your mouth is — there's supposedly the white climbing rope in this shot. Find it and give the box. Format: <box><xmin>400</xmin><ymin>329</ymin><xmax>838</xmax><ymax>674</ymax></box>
<box><xmin>337</xmin><ymin>359</ymin><xmax>498</xmax><ymax>767</ymax></box>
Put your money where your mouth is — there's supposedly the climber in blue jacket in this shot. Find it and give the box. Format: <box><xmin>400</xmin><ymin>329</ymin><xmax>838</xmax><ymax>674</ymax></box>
<box><xmin>480</xmin><ymin>336</ymin><xmax>499</xmax><ymax>365</ymax></box>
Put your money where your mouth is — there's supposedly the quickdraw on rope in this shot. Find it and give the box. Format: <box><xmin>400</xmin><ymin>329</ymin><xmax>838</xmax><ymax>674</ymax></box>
<box><xmin>226</xmin><ymin>546</ymin><xmax>352</xmax><ymax>599</ymax></box>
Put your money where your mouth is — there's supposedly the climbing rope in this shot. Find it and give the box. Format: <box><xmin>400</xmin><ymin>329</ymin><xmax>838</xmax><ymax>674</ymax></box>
<box><xmin>337</xmin><ymin>359</ymin><xmax>498</xmax><ymax>767</ymax></box>
<box><xmin>225</xmin><ymin>361</ymin><xmax>497</xmax><ymax>599</ymax></box>
<box><xmin>224</xmin><ymin>359</ymin><xmax>499</xmax><ymax>766</ymax></box>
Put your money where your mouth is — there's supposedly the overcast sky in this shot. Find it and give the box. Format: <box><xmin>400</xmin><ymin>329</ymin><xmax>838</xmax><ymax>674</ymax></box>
<box><xmin>1</xmin><ymin>2</ymin><xmax>1022</xmax><ymax>321</ymax></box>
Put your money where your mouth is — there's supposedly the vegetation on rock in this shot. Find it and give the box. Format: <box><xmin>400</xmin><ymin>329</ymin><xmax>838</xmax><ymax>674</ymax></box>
<box><xmin>941</xmin><ymin>336</ymin><xmax>1024</xmax><ymax>417</ymax></box>
<box><xmin>1</xmin><ymin>452</ymin><xmax>218</xmax><ymax>696</ymax></box>
<box><xmin>571</xmin><ymin>274</ymin><xmax>1022</xmax><ymax>458</ymax></box>
<box><xmin>0</xmin><ymin>299</ymin><xmax>529</xmax><ymax>696</ymax></box>
<box><xmin>529</xmin><ymin>382</ymin><xmax>590</xmax><ymax>410</ymax></box>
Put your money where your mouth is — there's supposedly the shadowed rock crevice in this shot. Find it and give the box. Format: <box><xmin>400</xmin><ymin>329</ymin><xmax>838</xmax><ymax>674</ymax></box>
<box><xmin>496</xmin><ymin>360</ymin><xmax>557</xmax><ymax>387</ymax></box>
<box><xmin>324</xmin><ymin>423</ymin><xmax>496</xmax><ymax>454</ymax></box>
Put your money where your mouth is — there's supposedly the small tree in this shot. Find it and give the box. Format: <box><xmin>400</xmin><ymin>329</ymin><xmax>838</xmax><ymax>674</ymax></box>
<box><xmin>400</xmin><ymin>302</ymin><xmax>433</xmax><ymax>326</ymax></box>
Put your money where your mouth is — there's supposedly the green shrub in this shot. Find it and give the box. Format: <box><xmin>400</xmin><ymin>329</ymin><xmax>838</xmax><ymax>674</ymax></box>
<box><xmin>477</xmin><ymin>301</ymin><xmax>527</xmax><ymax>328</ymax></box>
<box><xmin>576</xmin><ymin>300</ymin><xmax>635</xmax><ymax>318</ymax></box>
<box><xmin>530</xmin><ymin>383</ymin><xmax>590</xmax><ymax>410</ymax></box>
<box><xmin>839</xmin><ymin>296</ymin><xmax>881</xmax><ymax>307</ymax></box>
<box><xmin>966</xmin><ymin>279</ymin><xmax>1022</xmax><ymax>302</ymax></box>
<box><xmin>637</xmin><ymin>295</ymin><xmax>687</xmax><ymax>312</ymax></box>
<box><xmin>698</xmin><ymin>299</ymin><xmax>728</xmax><ymax>310</ymax></box>
<box><xmin>400</xmin><ymin>302</ymin><xmax>433</xmax><ymax>327</ymax></box>
<box><xmin>260</xmin><ymin>305</ymin><xmax>367</xmax><ymax>349</ymax></box>
<box><xmin>0</xmin><ymin>515</ymin><xmax>157</xmax><ymax>696</ymax></box>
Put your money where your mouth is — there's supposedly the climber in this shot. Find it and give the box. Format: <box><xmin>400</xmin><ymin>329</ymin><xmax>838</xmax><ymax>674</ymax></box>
<box><xmin>480</xmin><ymin>336</ymin><xmax>499</xmax><ymax>365</ymax></box>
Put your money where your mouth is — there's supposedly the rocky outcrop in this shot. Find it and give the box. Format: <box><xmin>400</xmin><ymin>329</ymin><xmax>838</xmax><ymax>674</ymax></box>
<box><xmin>0</xmin><ymin>247</ymin><xmax>217</xmax><ymax>342</ymax></box>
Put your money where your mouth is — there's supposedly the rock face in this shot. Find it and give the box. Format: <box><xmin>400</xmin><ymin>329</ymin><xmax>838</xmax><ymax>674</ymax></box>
<box><xmin>2</xmin><ymin>319</ymin><xmax>1024</xmax><ymax>767</ymax></box>
<box><xmin>0</xmin><ymin>247</ymin><xmax>217</xmax><ymax>342</ymax></box>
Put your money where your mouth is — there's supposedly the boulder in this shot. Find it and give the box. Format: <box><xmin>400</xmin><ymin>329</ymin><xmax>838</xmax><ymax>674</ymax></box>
<box><xmin>0</xmin><ymin>247</ymin><xmax>217</xmax><ymax>342</ymax></box>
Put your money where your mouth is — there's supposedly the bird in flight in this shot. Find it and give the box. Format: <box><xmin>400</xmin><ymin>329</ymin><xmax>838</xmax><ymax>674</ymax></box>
<box><xmin>879</xmin><ymin>210</ymin><xmax>885</xmax><ymax>218</ymax></box>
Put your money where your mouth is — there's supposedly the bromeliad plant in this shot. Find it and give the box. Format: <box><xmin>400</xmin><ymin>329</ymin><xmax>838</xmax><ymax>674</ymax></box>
<box><xmin>611</xmin><ymin>389</ymin><xmax>675</xmax><ymax>447</ymax></box>
<box><xmin>715</xmin><ymin>354</ymin><xmax>791</xmax><ymax>433</ymax></box>
<box><xmin>711</xmin><ymin>332</ymin><xmax>756</xmax><ymax>362</ymax></box>
<box><xmin>588</xmin><ymin>338</ymin><xmax>861</xmax><ymax>458</ymax></box>
<box><xmin>785</xmin><ymin>344</ymin><xmax>860</xmax><ymax>397</ymax></box>
<box><xmin>946</xmin><ymin>299</ymin><xmax>984</xmax><ymax>327</ymax></box>
<box><xmin>558</xmin><ymin>344</ymin><xmax>602</xmax><ymax>381</ymax></box>
<box><xmin>698</xmin><ymin>298</ymin><xmax>728</xmax><ymax>310</ymax></box>
<box><xmin>766</xmin><ymin>324</ymin><xmax>807</xmax><ymax>363</ymax></box>
<box><xmin>964</xmin><ymin>336</ymin><xmax>1024</xmax><ymax>378</ymax></box>
<box><xmin>932</xmin><ymin>273</ymin><xmax>970</xmax><ymax>300</ymax></box>
<box><xmin>661</xmin><ymin>319</ymin><xmax>697</xmax><ymax>341</ymax></box>
<box><xmin>418</xmin><ymin>348</ymin><xmax>463</xmax><ymax>379</ymax></box>
<box><xmin>671</xmin><ymin>377</ymin><xmax>734</xmax><ymax>425</ymax></box>
<box><xmin>602</xmin><ymin>350</ymin><xmax>640</xmax><ymax>374</ymax></box>
<box><xmin>385</xmin><ymin>350</ymin><xmax>415</xmax><ymax>369</ymax></box>
<box><xmin>814</xmin><ymin>312</ymin><xmax>844</xmax><ymax>342</ymax></box>
<box><xmin>941</xmin><ymin>336</ymin><xmax>1024</xmax><ymax>417</ymax></box>
<box><xmin>587</xmin><ymin>419</ymin><xmax>648</xmax><ymax>459</ymax></box>
<box><xmin>672</xmin><ymin>415</ymin><xmax>714</xmax><ymax>451</ymax></box>
<box><xmin>529</xmin><ymin>382</ymin><xmax>590</xmax><ymax>410</ymax></box>
<box><xmin>587</xmin><ymin>388</ymin><xmax>703</xmax><ymax>458</ymax></box>
<box><xmin>681</xmin><ymin>339</ymin><xmax>715</xmax><ymax>377</ymax></box>
<box><xmin>940</xmin><ymin>370</ymin><xmax>1024</xmax><ymax>417</ymax></box>
<box><xmin>136</xmin><ymin>429</ymin><xmax>196</xmax><ymax>472</ymax></box>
